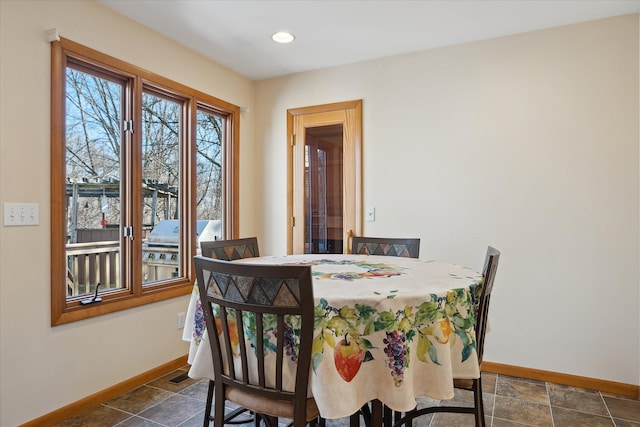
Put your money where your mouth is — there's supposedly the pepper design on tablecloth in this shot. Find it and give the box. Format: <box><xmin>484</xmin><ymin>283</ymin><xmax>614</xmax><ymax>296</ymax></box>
<box><xmin>193</xmin><ymin>259</ymin><xmax>481</xmax><ymax>387</ymax></box>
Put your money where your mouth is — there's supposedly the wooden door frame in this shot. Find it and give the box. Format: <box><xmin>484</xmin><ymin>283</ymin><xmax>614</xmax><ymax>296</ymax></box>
<box><xmin>286</xmin><ymin>100</ymin><xmax>363</xmax><ymax>254</ymax></box>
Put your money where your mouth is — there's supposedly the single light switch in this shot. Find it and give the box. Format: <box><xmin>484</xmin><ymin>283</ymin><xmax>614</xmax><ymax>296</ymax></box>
<box><xmin>366</xmin><ymin>207</ymin><xmax>375</xmax><ymax>222</ymax></box>
<box><xmin>177</xmin><ymin>312</ymin><xmax>186</xmax><ymax>329</ymax></box>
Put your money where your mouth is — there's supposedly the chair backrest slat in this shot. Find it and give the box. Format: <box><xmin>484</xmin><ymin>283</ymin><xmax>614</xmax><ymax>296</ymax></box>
<box><xmin>255</xmin><ymin>312</ymin><xmax>266</xmax><ymax>388</ymax></box>
<box><xmin>351</xmin><ymin>236</ymin><xmax>420</xmax><ymax>258</ymax></box>
<box><xmin>275</xmin><ymin>315</ymin><xmax>284</xmax><ymax>390</ymax></box>
<box><xmin>220</xmin><ymin>307</ymin><xmax>236</xmax><ymax>380</ymax></box>
<box><xmin>235</xmin><ymin>308</ymin><xmax>250</xmax><ymax>385</ymax></box>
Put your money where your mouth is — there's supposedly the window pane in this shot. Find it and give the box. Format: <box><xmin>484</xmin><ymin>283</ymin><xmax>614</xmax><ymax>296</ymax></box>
<box><xmin>52</xmin><ymin>39</ymin><xmax>239</xmax><ymax>324</ymax></box>
<box><xmin>195</xmin><ymin>108</ymin><xmax>224</xmax><ymax>243</ymax></box>
<box><xmin>141</xmin><ymin>92</ymin><xmax>182</xmax><ymax>284</ymax></box>
<box><xmin>65</xmin><ymin>67</ymin><xmax>124</xmax><ymax>298</ymax></box>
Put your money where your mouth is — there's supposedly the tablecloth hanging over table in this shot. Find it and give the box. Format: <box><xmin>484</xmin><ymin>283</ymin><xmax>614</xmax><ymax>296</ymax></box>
<box><xmin>184</xmin><ymin>254</ymin><xmax>484</xmax><ymax>419</ymax></box>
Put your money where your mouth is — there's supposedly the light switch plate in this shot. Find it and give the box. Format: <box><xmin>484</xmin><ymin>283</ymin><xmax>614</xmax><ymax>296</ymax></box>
<box><xmin>177</xmin><ymin>312</ymin><xmax>186</xmax><ymax>329</ymax></box>
<box><xmin>366</xmin><ymin>207</ymin><xmax>375</xmax><ymax>222</ymax></box>
<box><xmin>4</xmin><ymin>203</ymin><xmax>39</xmax><ymax>226</ymax></box>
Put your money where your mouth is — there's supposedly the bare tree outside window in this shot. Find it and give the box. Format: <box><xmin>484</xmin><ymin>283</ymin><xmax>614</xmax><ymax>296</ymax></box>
<box><xmin>64</xmin><ymin>67</ymin><xmax>224</xmax><ymax>294</ymax></box>
<box><xmin>196</xmin><ymin>109</ymin><xmax>223</xmax><ymax>221</ymax></box>
<box><xmin>51</xmin><ymin>38</ymin><xmax>239</xmax><ymax>325</ymax></box>
<box><xmin>66</xmin><ymin>69</ymin><xmax>123</xmax><ymax>235</ymax></box>
<box><xmin>141</xmin><ymin>92</ymin><xmax>180</xmax><ymax>227</ymax></box>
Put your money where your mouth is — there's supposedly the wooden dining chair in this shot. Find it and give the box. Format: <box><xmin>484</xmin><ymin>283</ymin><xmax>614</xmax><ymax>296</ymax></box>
<box><xmin>200</xmin><ymin>236</ymin><xmax>260</xmax><ymax>260</ymax></box>
<box><xmin>350</xmin><ymin>236</ymin><xmax>420</xmax><ymax>258</ymax></box>
<box><xmin>392</xmin><ymin>246</ymin><xmax>501</xmax><ymax>427</ymax></box>
<box><xmin>349</xmin><ymin>236</ymin><xmax>421</xmax><ymax>427</ymax></box>
<box><xmin>194</xmin><ymin>256</ymin><xmax>320</xmax><ymax>427</ymax></box>
<box><xmin>197</xmin><ymin>237</ymin><xmax>260</xmax><ymax>425</ymax></box>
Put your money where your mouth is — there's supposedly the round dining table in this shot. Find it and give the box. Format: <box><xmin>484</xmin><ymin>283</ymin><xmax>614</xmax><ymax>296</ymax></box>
<box><xmin>184</xmin><ymin>254</ymin><xmax>484</xmax><ymax>422</ymax></box>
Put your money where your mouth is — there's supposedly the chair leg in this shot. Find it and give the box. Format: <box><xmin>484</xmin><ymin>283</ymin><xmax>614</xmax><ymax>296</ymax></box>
<box><xmin>213</xmin><ymin>383</ymin><xmax>226</xmax><ymax>427</ymax></box>
<box><xmin>394</xmin><ymin>407</ymin><xmax>414</xmax><ymax>427</ymax></box>
<box><xmin>359</xmin><ymin>403</ymin><xmax>372</xmax><ymax>427</ymax></box>
<box><xmin>204</xmin><ymin>380</ymin><xmax>214</xmax><ymax>427</ymax></box>
<box><xmin>473</xmin><ymin>378</ymin><xmax>486</xmax><ymax>427</ymax></box>
<box><xmin>261</xmin><ymin>415</ymin><xmax>278</xmax><ymax>427</ymax></box>
<box><xmin>350</xmin><ymin>413</ymin><xmax>360</xmax><ymax>427</ymax></box>
<box><xmin>349</xmin><ymin>402</ymin><xmax>375</xmax><ymax>427</ymax></box>
<box><xmin>383</xmin><ymin>405</ymin><xmax>393</xmax><ymax>427</ymax></box>
<box><xmin>393</xmin><ymin>409</ymin><xmax>408</xmax><ymax>427</ymax></box>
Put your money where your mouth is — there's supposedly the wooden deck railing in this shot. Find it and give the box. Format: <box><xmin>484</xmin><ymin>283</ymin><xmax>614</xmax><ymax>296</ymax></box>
<box><xmin>66</xmin><ymin>241</ymin><xmax>120</xmax><ymax>296</ymax></box>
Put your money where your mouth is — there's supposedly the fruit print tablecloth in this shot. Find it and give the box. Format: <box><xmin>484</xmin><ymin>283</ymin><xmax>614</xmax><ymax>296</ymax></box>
<box><xmin>184</xmin><ymin>254</ymin><xmax>484</xmax><ymax>419</ymax></box>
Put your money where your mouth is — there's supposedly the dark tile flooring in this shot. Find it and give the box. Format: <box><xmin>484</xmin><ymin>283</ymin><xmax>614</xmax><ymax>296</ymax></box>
<box><xmin>54</xmin><ymin>366</ymin><xmax>640</xmax><ymax>427</ymax></box>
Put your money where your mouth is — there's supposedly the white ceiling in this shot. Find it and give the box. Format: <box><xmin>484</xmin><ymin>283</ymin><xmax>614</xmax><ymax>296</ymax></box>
<box><xmin>99</xmin><ymin>0</ymin><xmax>640</xmax><ymax>81</ymax></box>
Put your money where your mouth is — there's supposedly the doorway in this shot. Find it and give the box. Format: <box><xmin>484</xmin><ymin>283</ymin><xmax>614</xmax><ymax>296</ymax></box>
<box><xmin>287</xmin><ymin>100</ymin><xmax>362</xmax><ymax>254</ymax></box>
<box><xmin>305</xmin><ymin>124</ymin><xmax>343</xmax><ymax>253</ymax></box>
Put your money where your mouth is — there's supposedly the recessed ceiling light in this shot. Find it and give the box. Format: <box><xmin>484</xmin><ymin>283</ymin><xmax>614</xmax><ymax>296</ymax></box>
<box><xmin>272</xmin><ymin>31</ymin><xmax>295</xmax><ymax>44</ymax></box>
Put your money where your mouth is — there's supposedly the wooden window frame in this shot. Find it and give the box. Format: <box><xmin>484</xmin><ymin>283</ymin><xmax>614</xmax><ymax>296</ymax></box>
<box><xmin>51</xmin><ymin>38</ymin><xmax>239</xmax><ymax>325</ymax></box>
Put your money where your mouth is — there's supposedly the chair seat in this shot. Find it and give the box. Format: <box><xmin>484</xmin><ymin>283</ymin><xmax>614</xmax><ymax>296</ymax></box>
<box><xmin>227</xmin><ymin>387</ymin><xmax>320</xmax><ymax>422</ymax></box>
<box><xmin>453</xmin><ymin>378</ymin><xmax>475</xmax><ymax>390</ymax></box>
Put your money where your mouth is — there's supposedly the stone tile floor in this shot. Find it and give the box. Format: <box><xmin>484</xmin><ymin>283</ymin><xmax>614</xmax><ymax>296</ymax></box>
<box><xmin>54</xmin><ymin>367</ymin><xmax>640</xmax><ymax>427</ymax></box>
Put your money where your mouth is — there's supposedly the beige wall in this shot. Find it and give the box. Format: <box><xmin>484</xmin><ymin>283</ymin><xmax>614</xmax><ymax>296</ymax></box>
<box><xmin>0</xmin><ymin>1</ymin><xmax>256</xmax><ymax>425</ymax></box>
<box><xmin>255</xmin><ymin>14</ymin><xmax>639</xmax><ymax>386</ymax></box>
<box><xmin>1</xmin><ymin>0</ymin><xmax>638</xmax><ymax>424</ymax></box>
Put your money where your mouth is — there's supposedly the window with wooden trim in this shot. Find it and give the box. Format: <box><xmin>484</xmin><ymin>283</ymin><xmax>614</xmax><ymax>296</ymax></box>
<box><xmin>51</xmin><ymin>38</ymin><xmax>239</xmax><ymax>325</ymax></box>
